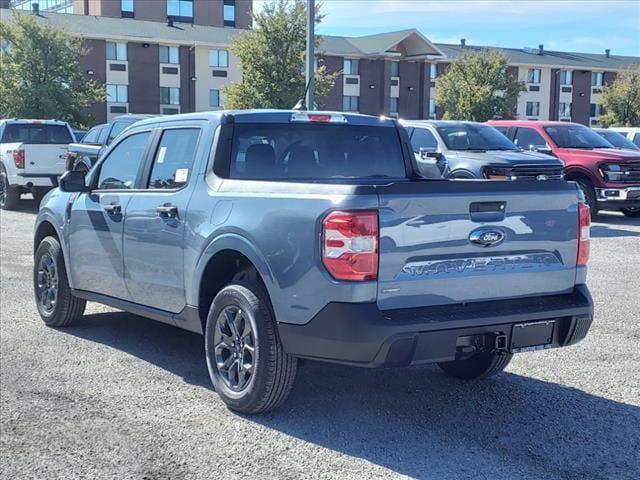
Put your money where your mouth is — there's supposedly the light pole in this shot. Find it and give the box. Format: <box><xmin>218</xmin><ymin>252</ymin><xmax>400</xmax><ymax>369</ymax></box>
<box><xmin>305</xmin><ymin>0</ymin><xmax>315</xmax><ymax>110</ymax></box>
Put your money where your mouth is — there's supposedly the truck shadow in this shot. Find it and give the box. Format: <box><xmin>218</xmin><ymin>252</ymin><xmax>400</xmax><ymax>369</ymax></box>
<box><xmin>590</xmin><ymin>225</ymin><xmax>640</xmax><ymax>238</ymax></box>
<box><xmin>67</xmin><ymin>311</ymin><xmax>640</xmax><ymax>480</ymax></box>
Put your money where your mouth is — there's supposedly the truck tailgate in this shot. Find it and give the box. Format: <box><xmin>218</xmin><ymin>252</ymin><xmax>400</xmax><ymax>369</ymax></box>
<box><xmin>23</xmin><ymin>144</ymin><xmax>67</xmax><ymax>175</ymax></box>
<box><xmin>375</xmin><ymin>180</ymin><xmax>581</xmax><ymax>310</ymax></box>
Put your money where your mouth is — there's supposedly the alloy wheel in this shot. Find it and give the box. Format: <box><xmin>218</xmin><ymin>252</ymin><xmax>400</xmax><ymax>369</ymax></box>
<box><xmin>213</xmin><ymin>305</ymin><xmax>256</xmax><ymax>391</ymax></box>
<box><xmin>36</xmin><ymin>253</ymin><xmax>58</xmax><ymax>314</ymax></box>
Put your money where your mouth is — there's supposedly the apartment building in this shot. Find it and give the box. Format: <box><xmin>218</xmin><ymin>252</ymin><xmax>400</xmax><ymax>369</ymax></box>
<box><xmin>2</xmin><ymin>2</ymin><xmax>638</xmax><ymax>125</ymax></box>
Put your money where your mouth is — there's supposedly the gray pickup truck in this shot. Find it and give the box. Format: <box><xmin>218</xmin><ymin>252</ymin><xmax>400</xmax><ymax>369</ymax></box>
<box><xmin>33</xmin><ymin>110</ymin><xmax>594</xmax><ymax>414</ymax></box>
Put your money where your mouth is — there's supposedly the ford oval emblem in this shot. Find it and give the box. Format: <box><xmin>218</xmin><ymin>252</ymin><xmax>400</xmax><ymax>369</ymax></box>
<box><xmin>469</xmin><ymin>227</ymin><xmax>506</xmax><ymax>247</ymax></box>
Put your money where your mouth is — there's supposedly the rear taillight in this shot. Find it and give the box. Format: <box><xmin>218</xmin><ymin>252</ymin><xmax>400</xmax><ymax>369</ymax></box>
<box><xmin>12</xmin><ymin>149</ymin><xmax>25</xmax><ymax>169</ymax></box>
<box><xmin>577</xmin><ymin>203</ymin><xmax>590</xmax><ymax>266</ymax></box>
<box><xmin>322</xmin><ymin>210</ymin><xmax>379</xmax><ymax>281</ymax></box>
<box><xmin>64</xmin><ymin>152</ymin><xmax>74</xmax><ymax>171</ymax></box>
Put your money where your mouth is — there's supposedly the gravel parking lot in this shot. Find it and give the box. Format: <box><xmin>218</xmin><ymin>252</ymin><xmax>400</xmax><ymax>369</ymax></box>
<box><xmin>1</xmin><ymin>198</ymin><xmax>639</xmax><ymax>480</ymax></box>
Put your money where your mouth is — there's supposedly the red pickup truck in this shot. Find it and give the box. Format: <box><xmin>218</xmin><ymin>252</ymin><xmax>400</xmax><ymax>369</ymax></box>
<box><xmin>489</xmin><ymin>120</ymin><xmax>640</xmax><ymax>218</ymax></box>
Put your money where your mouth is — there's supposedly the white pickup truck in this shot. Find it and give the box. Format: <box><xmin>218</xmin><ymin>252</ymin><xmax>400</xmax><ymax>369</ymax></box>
<box><xmin>0</xmin><ymin>119</ymin><xmax>75</xmax><ymax>210</ymax></box>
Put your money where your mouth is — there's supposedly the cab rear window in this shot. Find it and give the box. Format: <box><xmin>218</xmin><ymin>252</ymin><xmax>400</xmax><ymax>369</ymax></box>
<box><xmin>227</xmin><ymin>123</ymin><xmax>406</xmax><ymax>180</ymax></box>
<box><xmin>1</xmin><ymin>124</ymin><xmax>73</xmax><ymax>144</ymax></box>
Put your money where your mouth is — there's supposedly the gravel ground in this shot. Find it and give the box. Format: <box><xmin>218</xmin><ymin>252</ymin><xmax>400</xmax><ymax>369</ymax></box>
<box><xmin>1</xmin><ymin>198</ymin><xmax>639</xmax><ymax>480</ymax></box>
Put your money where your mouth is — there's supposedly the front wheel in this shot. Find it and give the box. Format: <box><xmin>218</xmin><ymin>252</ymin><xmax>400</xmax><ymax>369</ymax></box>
<box><xmin>33</xmin><ymin>236</ymin><xmax>86</xmax><ymax>327</ymax></box>
<box><xmin>205</xmin><ymin>281</ymin><xmax>297</xmax><ymax>414</ymax></box>
<box><xmin>438</xmin><ymin>352</ymin><xmax>513</xmax><ymax>379</ymax></box>
<box><xmin>574</xmin><ymin>178</ymin><xmax>598</xmax><ymax>219</ymax></box>
<box><xmin>621</xmin><ymin>207</ymin><xmax>640</xmax><ymax>218</ymax></box>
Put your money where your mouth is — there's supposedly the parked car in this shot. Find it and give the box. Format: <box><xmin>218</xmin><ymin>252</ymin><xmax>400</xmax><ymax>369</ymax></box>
<box><xmin>609</xmin><ymin>127</ymin><xmax>640</xmax><ymax>149</ymax></box>
<box><xmin>65</xmin><ymin>114</ymin><xmax>154</xmax><ymax>173</ymax></box>
<box><xmin>490</xmin><ymin>120</ymin><xmax>640</xmax><ymax>218</ymax></box>
<box><xmin>593</xmin><ymin>128</ymin><xmax>640</xmax><ymax>151</ymax></box>
<box><xmin>34</xmin><ymin>110</ymin><xmax>594</xmax><ymax>414</ymax></box>
<box><xmin>0</xmin><ymin>119</ymin><xmax>75</xmax><ymax>210</ymax></box>
<box><xmin>403</xmin><ymin>120</ymin><xmax>564</xmax><ymax>180</ymax></box>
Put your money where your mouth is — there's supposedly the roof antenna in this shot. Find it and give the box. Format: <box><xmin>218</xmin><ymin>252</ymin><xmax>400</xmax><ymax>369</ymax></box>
<box><xmin>292</xmin><ymin>76</ymin><xmax>313</xmax><ymax>111</ymax></box>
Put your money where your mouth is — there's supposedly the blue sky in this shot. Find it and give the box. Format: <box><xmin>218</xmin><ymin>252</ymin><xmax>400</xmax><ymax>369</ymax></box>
<box><xmin>255</xmin><ymin>0</ymin><xmax>640</xmax><ymax>56</ymax></box>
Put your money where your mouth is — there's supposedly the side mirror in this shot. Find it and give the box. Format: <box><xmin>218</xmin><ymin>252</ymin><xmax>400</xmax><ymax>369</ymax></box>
<box><xmin>59</xmin><ymin>170</ymin><xmax>89</xmax><ymax>193</ymax></box>
<box><xmin>419</xmin><ymin>147</ymin><xmax>442</xmax><ymax>160</ymax></box>
<box><xmin>530</xmin><ymin>145</ymin><xmax>554</xmax><ymax>156</ymax></box>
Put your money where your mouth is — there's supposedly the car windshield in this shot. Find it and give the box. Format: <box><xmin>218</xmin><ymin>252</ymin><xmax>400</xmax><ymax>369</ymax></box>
<box><xmin>544</xmin><ymin>125</ymin><xmax>613</xmax><ymax>149</ymax></box>
<box><xmin>228</xmin><ymin>123</ymin><xmax>406</xmax><ymax>180</ymax></box>
<box><xmin>435</xmin><ymin>124</ymin><xmax>519</xmax><ymax>151</ymax></box>
<box><xmin>596</xmin><ymin>130</ymin><xmax>639</xmax><ymax>150</ymax></box>
<box><xmin>1</xmin><ymin>123</ymin><xmax>73</xmax><ymax>144</ymax></box>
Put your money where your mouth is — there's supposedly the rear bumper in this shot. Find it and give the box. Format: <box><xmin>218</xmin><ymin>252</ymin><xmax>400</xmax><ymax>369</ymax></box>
<box><xmin>10</xmin><ymin>173</ymin><xmax>59</xmax><ymax>188</ymax></box>
<box><xmin>596</xmin><ymin>186</ymin><xmax>640</xmax><ymax>209</ymax></box>
<box><xmin>279</xmin><ymin>285</ymin><xmax>594</xmax><ymax>368</ymax></box>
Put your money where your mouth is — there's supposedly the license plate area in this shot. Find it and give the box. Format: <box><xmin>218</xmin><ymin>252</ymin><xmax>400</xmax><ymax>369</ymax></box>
<box><xmin>510</xmin><ymin>320</ymin><xmax>555</xmax><ymax>353</ymax></box>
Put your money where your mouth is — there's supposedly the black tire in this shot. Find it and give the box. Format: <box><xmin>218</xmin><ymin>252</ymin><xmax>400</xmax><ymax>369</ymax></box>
<box><xmin>205</xmin><ymin>281</ymin><xmax>297</xmax><ymax>414</ymax></box>
<box><xmin>438</xmin><ymin>352</ymin><xmax>513</xmax><ymax>380</ymax></box>
<box><xmin>32</xmin><ymin>187</ymin><xmax>49</xmax><ymax>208</ymax></box>
<box><xmin>0</xmin><ymin>165</ymin><xmax>20</xmax><ymax>210</ymax></box>
<box><xmin>621</xmin><ymin>208</ymin><xmax>640</xmax><ymax>218</ymax></box>
<box><xmin>33</xmin><ymin>236</ymin><xmax>86</xmax><ymax>327</ymax></box>
<box><xmin>574</xmin><ymin>178</ymin><xmax>598</xmax><ymax>219</ymax></box>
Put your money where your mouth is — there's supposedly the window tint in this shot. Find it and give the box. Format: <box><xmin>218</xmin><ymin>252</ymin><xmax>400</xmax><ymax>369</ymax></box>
<box><xmin>97</xmin><ymin>132</ymin><xmax>150</xmax><ymax>190</ymax></box>
<box><xmin>493</xmin><ymin>126</ymin><xmax>510</xmax><ymax>138</ymax></box>
<box><xmin>107</xmin><ymin>120</ymin><xmax>133</xmax><ymax>145</ymax></box>
<box><xmin>1</xmin><ymin>124</ymin><xmax>72</xmax><ymax>144</ymax></box>
<box><xmin>410</xmin><ymin>128</ymin><xmax>438</xmax><ymax>152</ymax></box>
<box><xmin>596</xmin><ymin>130</ymin><xmax>639</xmax><ymax>150</ymax></box>
<box><xmin>148</xmin><ymin>129</ymin><xmax>200</xmax><ymax>189</ymax></box>
<box><xmin>543</xmin><ymin>125</ymin><xmax>612</xmax><ymax>149</ymax></box>
<box><xmin>632</xmin><ymin>133</ymin><xmax>640</xmax><ymax>148</ymax></box>
<box><xmin>514</xmin><ymin>128</ymin><xmax>548</xmax><ymax>149</ymax></box>
<box><xmin>435</xmin><ymin>124</ymin><xmax>518</xmax><ymax>151</ymax></box>
<box><xmin>228</xmin><ymin>123</ymin><xmax>406</xmax><ymax>180</ymax></box>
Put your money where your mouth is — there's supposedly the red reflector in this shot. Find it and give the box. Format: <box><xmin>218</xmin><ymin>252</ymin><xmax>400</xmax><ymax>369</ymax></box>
<box><xmin>12</xmin><ymin>149</ymin><xmax>25</xmax><ymax>169</ymax></box>
<box><xmin>322</xmin><ymin>210</ymin><xmax>378</xmax><ymax>281</ymax></box>
<box><xmin>577</xmin><ymin>203</ymin><xmax>590</xmax><ymax>266</ymax></box>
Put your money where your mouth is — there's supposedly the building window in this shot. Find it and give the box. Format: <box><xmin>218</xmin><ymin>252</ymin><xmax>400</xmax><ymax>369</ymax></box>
<box><xmin>527</xmin><ymin>69</ymin><xmax>541</xmax><ymax>84</ymax></box>
<box><xmin>160</xmin><ymin>87</ymin><xmax>180</xmax><ymax>105</ymax></box>
<box><xmin>106</xmin><ymin>84</ymin><xmax>128</xmax><ymax>103</ymax></box>
<box><xmin>591</xmin><ymin>72</ymin><xmax>603</xmax><ymax>86</ymax></box>
<box><xmin>526</xmin><ymin>101</ymin><xmax>540</xmax><ymax>117</ymax></box>
<box><xmin>590</xmin><ymin>103</ymin><xmax>604</xmax><ymax>117</ymax></box>
<box><xmin>167</xmin><ymin>0</ymin><xmax>193</xmax><ymax>22</ymax></box>
<box><xmin>391</xmin><ymin>62</ymin><xmax>400</xmax><ymax>77</ymax></box>
<box><xmin>224</xmin><ymin>0</ymin><xmax>236</xmax><ymax>27</ymax></box>
<box><xmin>559</xmin><ymin>102</ymin><xmax>572</xmax><ymax>117</ymax></box>
<box><xmin>209</xmin><ymin>49</ymin><xmax>229</xmax><ymax>68</ymax></box>
<box><xmin>390</xmin><ymin>97</ymin><xmax>398</xmax><ymax>115</ymax></box>
<box><xmin>343</xmin><ymin>95</ymin><xmax>358</xmax><ymax>112</ymax></box>
<box><xmin>343</xmin><ymin>59</ymin><xmax>359</xmax><ymax>75</ymax></box>
<box><xmin>210</xmin><ymin>89</ymin><xmax>224</xmax><ymax>107</ymax></box>
<box><xmin>121</xmin><ymin>0</ymin><xmax>134</xmax><ymax>17</ymax></box>
<box><xmin>106</xmin><ymin>42</ymin><xmax>127</xmax><ymax>61</ymax></box>
<box><xmin>429</xmin><ymin>99</ymin><xmax>436</xmax><ymax>116</ymax></box>
<box><xmin>429</xmin><ymin>63</ymin><xmax>437</xmax><ymax>80</ymax></box>
<box><xmin>159</xmin><ymin>46</ymin><xmax>179</xmax><ymax>64</ymax></box>
<box><xmin>560</xmin><ymin>70</ymin><xmax>572</xmax><ymax>85</ymax></box>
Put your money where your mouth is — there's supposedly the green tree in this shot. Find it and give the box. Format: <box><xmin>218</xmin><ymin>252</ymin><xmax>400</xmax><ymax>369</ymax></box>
<box><xmin>435</xmin><ymin>51</ymin><xmax>525</xmax><ymax>122</ymax></box>
<box><xmin>598</xmin><ymin>66</ymin><xmax>640</xmax><ymax>127</ymax></box>
<box><xmin>224</xmin><ymin>0</ymin><xmax>337</xmax><ymax>110</ymax></box>
<box><xmin>0</xmin><ymin>12</ymin><xmax>105</xmax><ymax>127</ymax></box>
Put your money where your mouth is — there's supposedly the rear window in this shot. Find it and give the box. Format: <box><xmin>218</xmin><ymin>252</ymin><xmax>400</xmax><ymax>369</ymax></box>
<box><xmin>227</xmin><ymin>123</ymin><xmax>406</xmax><ymax>180</ymax></box>
<box><xmin>1</xmin><ymin>123</ymin><xmax>72</xmax><ymax>144</ymax></box>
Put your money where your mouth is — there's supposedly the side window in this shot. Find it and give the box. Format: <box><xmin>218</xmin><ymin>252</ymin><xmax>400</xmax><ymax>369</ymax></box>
<box><xmin>97</xmin><ymin>132</ymin><xmax>150</xmax><ymax>190</ymax></box>
<box><xmin>97</xmin><ymin>125</ymin><xmax>109</xmax><ymax>144</ymax></box>
<box><xmin>148</xmin><ymin>128</ymin><xmax>200</xmax><ymax>189</ymax></box>
<box><xmin>514</xmin><ymin>128</ymin><xmax>548</xmax><ymax>149</ymax></box>
<box><xmin>410</xmin><ymin>128</ymin><xmax>438</xmax><ymax>152</ymax></box>
<box><xmin>107</xmin><ymin>120</ymin><xmax>131</xmax><ymax>145</ymax></box>
<box><xmin>81</xmin><ymin>126</ymin><xmax>101</xmax><ymax>144</ymax></box>
<box><xmin>493</xmin><ymin>126</ymin><xmax>511</xmax><ymax>139</ymax></box>
<box><xmin>633</xmin><ymin>133</ymin><xmax>640</xmax><ymax>148</ymax></box>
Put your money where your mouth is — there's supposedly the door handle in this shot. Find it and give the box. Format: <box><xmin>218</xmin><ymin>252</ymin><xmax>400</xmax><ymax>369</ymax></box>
<box><xmin>156</xmin><ymin>204</ymin><xmax>178</xmax><ymax>218</ymax></box>
<box><xmin>103</xmin><ymin>203</ymin><xmax>121</xmax><ymax>215</ymax></box>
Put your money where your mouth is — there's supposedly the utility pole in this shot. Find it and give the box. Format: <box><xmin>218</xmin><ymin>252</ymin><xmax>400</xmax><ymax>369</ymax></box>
<box><xmin>305</xmin><ymin>0</ymin><xmax>315</xmax><ymax>110</ymax></box>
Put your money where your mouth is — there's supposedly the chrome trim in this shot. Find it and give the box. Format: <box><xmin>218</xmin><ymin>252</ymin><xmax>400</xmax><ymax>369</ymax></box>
<box><xmin>595</xmin><ymin>186</ymin><xmax>640</xmax><ymax>201</ymax></box>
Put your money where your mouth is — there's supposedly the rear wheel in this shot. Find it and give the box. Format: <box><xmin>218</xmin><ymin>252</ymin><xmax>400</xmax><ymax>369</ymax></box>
<box><xmin>438</xmin><ymin>352</ymin><xmax>513</xmax><ymax>379</ymax></box>
<box><xmin>33</xmin><ymin>236</ymin><xmax>86</xmax><ymax>327</ymax></box>
<box><xmin>621</xmin><ymin>207</ymin><xmax>640</xmax><ymax>218</ymax></box>
<box><xmin>574</xmin><ymin>177</ymin><xmax>598</xmax><ymax>219</ymax></box>
<box><xmin>205</xmin><ymin>281</ymin><xmax>297</xmax><ymax>414</ymax></box>
<box><xmin>0</xmin><ymin>166</ymin><xmax>20</xmax><ymax>210</ymax></box>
